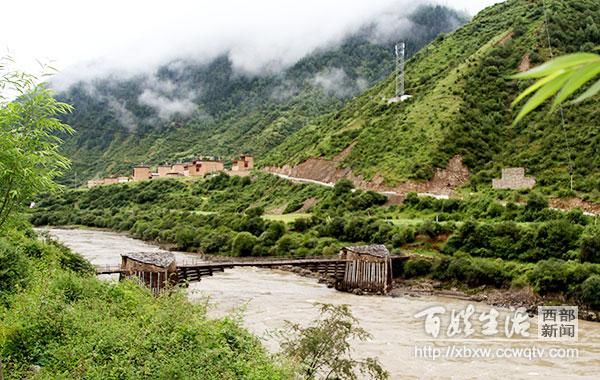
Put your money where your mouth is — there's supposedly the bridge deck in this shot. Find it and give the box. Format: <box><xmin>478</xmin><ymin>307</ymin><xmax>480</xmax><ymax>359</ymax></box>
<box><xmin>95</xmin><ymin>256</ymin><xmax>408</xmax><ymax>277</ymax></box>
<box><xmin>178</xmin><ymin>258</ymin><xmax>345</xmax><ymax>269</ymax></box>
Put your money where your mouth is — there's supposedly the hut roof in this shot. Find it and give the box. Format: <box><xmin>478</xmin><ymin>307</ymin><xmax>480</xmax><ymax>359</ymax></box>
<box><xmin>342</xmin><ymin>244</ymin><xmax>390</xmax><ymax>258</ymax></box>
<box><xmin>121</xmin><ymin>251</ymin><xmax>175</xmax><ymax>268</ymax></box>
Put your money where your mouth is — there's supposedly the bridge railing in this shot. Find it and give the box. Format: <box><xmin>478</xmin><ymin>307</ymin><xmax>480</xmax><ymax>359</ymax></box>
<box><xmin>95</xmin><ymin>264</ymin><xmax>122</xmax><ymax>273</ymax></box>
<box><xmin>176</xmin><ymin>254</ymin><xmax>342</xmax><ymax>267</ymax></box>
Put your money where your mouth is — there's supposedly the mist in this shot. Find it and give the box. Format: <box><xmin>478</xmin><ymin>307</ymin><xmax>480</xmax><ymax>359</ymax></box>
<box><xmin>44</xmin><ymin>0</ymin><xmax>497</xmax><ymax>91</ymax></box>
<box><xmin>5</xmin><ymin>0</ymin><xmax>502</xmax><ymax>126</ymax></box>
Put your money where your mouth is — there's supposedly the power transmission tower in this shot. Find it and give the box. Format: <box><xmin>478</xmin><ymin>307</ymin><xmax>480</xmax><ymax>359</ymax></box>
<box><xmin>395</xmin><ymin>41</ymin><xmax>405</xmax><ymax>98</ymax></box>
<box><xmin>388</xmin><ymin>42</ymin><xmax>411</xmax><ymax>104</ymax></box>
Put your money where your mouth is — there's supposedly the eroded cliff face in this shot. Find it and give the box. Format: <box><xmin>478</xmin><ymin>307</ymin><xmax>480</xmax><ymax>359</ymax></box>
<box><xmin>549</xmin><ymin>198</ymin><xmax>600</xmax><ymax>215</ymax></box>
<box><xmin>263</xmin><ymin>143</ymin><xmax>469</xmax><ymax>197</ymax></box>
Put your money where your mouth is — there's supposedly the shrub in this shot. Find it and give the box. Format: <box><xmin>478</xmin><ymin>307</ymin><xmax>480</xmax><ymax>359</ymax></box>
<box><xmin>528</xmin><ymin>259</ymin><xmax>569</xmax><ymax>294</ymax></box>
<box><xmin>532</xmin><ymin>220</ymin><xmax>582</xmax><ymax>261</ymax></box>
<box><xmin>581</xmin><ymin>275</ymin><xmax>600</xmax><ymax>309</ymax></box>
<box><xmin>275</xmin><ymin>234</ymin><xmax>301</xmax><ymax>256</ymax></box>
<box><xmin>333</xmin><ymin>179</ymin><xmax>354</xmax><ymax>196</ymax></box>
<box><xmin>391</xmin><ymin>227</ymin><xmax>416</xmax><ymax>247</ymax></box>
<box><xmin>201</xmin><ymin>227</ymin><xmax>233</xmax><ymax>254</ymax></box>
<box><xmin>245</xmin><ymin>206</ymin><xmax>265</xmax><ymax>217</ymax></box>
<box><xmin>283</xmin><ymin>201</ymin><xmax>304</xmax><ymax>214</ymax></box>
<box><xmin>580</xmin><ymin>225</ymin><xmax>600</xmax><ymax>263</ymax></box>
<box><xmin>349</xmin><ymin>191</ymin><xmax>387</xmax><ymax>210</ymax></box>
<box><xmin>404</xmin><ymin>258</ymin><xmax>433</xmax><ymax>278</ymax></box>
<box><xmin>231</xmin><ymin>232</ymin><xmax>257</xmax><ymax>257</ymax></box>
<box><xmin>175</xmin><ymin>227</ymin><xmax>199</xmax><ymax>251</ymax></box>
<box><xmin>0</xmin><ymin>239</ymin><xmax>30</xmax><ymax>299</ymax></box>
<box><xmin>417</xmin><ymin>221</ymin><xmax>447</xmax><ymax>239</ymax></box>
<box><xmin>290</xmin><ymin>218</ymin><xmax>311</xmax><ymax>233</ymax></box>
<box><xmin>260</xmin><ymin>222</ymin><xmax>286</xmax><ymax>245</ymax></box>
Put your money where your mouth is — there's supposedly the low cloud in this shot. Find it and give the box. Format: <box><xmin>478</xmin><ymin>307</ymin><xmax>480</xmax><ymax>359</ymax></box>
<box><xmin>137</xmin><ymin>76</ymin><xmax>199</xmax><ymax>120</ymax></box>
<box><xmin>310</xmin><ymin>68</ymin><xmax>369</xmax><ymax>98</ymax></box>
<box><xmin>48</xmin><ymin>0</ymin><xmax>476</xmax><ymax>90</ymax></box>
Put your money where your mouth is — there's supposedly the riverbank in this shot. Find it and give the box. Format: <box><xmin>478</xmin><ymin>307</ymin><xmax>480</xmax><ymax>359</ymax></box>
<box><xmin>40</xmin><ymin>227</ymin><xmax>600</xmax><ymax>379</ymax></box>
<box><xmin>280</xmin><ymin>264</ymin><xmax>600</xmax><ymax>322</ymax></box>
<box><xmin>42</xmin><ymin>226</ymin><xmax>600</xmax><ymax>322</ymax></box>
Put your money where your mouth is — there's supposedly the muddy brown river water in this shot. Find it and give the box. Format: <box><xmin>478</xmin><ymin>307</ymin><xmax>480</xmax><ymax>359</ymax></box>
<box><xmin>43</xmin><ymin>228</ymin><xmax>600</xmax><ymax>379</ymax></box>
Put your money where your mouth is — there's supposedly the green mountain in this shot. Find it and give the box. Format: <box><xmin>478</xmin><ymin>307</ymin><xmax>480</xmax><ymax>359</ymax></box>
<box><xmin>263</xmin><ymin>0</ymin><xmax>600</xmax><ymax>202</ymax></box>
<box><xmin>55</xmin><ymin>5</ymin><xmax>467</xmax><ymax>186</ymax></box>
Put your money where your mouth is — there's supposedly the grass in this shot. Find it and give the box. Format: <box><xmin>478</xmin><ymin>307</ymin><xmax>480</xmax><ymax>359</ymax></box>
<box><xmin>263</xmin><ymin>213</ymin><xmax>312</xmax><ymax>223</ymax></box>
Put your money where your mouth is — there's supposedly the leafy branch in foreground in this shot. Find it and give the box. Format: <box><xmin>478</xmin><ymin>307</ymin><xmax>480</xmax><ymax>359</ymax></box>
<box><xmin>511</xmin><ymin>52</ymin><xmax>600</xmax><ymax>125</ymax></box>
<box><xmin>0</xmin><ymin>56</ymin><xmax>74</xmax><ymax>229</ymax></box>
<box><xmin>275</xmin><ymin>303</ymin><xmax>388</xmax><ymax>380</ymax></box>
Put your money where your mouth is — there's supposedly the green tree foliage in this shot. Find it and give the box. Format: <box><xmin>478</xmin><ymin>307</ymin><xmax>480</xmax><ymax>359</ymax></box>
<box><xmin>334</xmin><ymin>179</ymin><xmax>355</xmax><ymax>196</ymax></box>
<box><xmin>528</xmin><ymin>259</ymin><xmax>570</xmax><ymax>294</ymax></box>
<box><xmin>0</xmin><ymin>57</ymin><xmax>73</xmax><ymax>229</ymax></box>
<box><xmin>276</xmin><ymin>304</ymin><xmax>388</xmax><ymax>380</ymax></box>
<box><xmin>580</xmin><ymin>225</ymin><xmax>600</xmax><ymax>263</ymax></box>
<box><xmin>0</xmin><ymin>233</ymin><xmax>287</xmax><ymax>379</ymax></box>
<box><xmin>54</xmin><ymin>6</ymin><xmax>467</xmax><ymax>186</ymax></box>
<box><xmin>265</xmin><ymin>0</ymin><xmax>600</xmax><ymax>201</ymax></box>
<box><xmin>232</xmin><ymin>232</ymin><xmax>258</xmax><ymax>256</ymax></box>
<box><xmin>581</xmin><ymin>275</ymin><xmax>600</xmax><ymax>309</ymax></box>
<box><xmin>0</xmin><ymin>239</ymin><xmax>30</xmax><ymax>302</ymax></box>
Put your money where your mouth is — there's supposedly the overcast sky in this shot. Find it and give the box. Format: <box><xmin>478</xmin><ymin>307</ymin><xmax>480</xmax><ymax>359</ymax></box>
<box><xmin>1</xmin><ymin>0</ymin><xmax>504</xmax><ymax>85</ymax></box>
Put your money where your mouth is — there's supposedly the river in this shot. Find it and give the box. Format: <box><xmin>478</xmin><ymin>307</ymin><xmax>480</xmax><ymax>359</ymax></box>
<box><xmin>42</xmin><ymin>228</ymin><xmax>600</xmax><ymax>379</ymax></box>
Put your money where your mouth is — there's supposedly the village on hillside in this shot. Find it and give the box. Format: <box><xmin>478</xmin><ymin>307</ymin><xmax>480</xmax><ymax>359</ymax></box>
<box><xmin>87</xmin><ymin>154</ymin><xmax>254</xmax><ymax>188</ymax></box>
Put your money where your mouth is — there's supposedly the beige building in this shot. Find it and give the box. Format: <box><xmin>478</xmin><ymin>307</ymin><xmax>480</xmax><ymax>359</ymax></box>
<box><xmin>171</xmin><ymin>163</ymin><xmax>187</xmax><ymax>176</ymax></box>
<box><xmin>232</xmin><ymin>155</ymin><xmax>254</xmax><ymax>172</ymax></box>
<box><xmin>492</xmin><ymin>167</ymin><xmax>536</xmax><ymax>190</ymax></box>
<box><xmin>103</xmin><ymin>177</ymin><xmax>119</xmax><ymax>185</ymax></box>
<box><xmin>187</xmin><ymin>160</ymin><xmax>224</xmax><ymax>176</ymax></box>
<box><xmin>132</xmin><ymin>166</ymin><xmax>152</xmax><ymax>181</ymax></box>
<box><xmin>157</xmin><ymin>165</ymin><xmax>173</xmax><ymax>177</ymax></box>
<box><xmin>87</xmin><ymin>179</ymin><xmax>104</xmax><ymax>188</ymax></box>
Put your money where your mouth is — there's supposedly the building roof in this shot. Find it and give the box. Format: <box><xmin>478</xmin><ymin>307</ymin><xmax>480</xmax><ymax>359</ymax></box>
<box><xmin>342</xmin><ymin>244</ymin><xmax>390</xmax><ymax>258</ymax></box>
<box><xmin>121</xmin><ymin>251</ymin><xmax>175</xmax><ymax>268</ymax></box>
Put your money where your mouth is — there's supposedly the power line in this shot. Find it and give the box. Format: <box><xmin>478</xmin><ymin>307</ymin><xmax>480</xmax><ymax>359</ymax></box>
<box><xmin>541</xmin><ymin>0</ymin><xmax>575</xmax><ymax>191</ymax></box>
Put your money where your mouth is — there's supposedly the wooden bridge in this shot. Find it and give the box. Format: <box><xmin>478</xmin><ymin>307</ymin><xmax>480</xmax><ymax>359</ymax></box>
<box><xmin>96</xmin><ymin>245</ymin><xmax>408</xmax><ymax>294</ymax></box>
<box><xmin>175</xmin><ymin>258</ymin><xmax>349</xmax><ymax>284</ymax></box>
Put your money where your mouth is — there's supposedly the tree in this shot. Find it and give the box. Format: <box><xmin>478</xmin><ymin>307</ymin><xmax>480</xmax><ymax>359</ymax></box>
<box><xmin>231</xmin><ymin>231</ymin><xmax>257</xmax><ymax>256</ymax></box>
<box><xmin>512</xmin><ymin>52</ymin><xmax>600</xmax><ymax>124</ymax></box>
<box><xmin>276</xmin><ymin>304</ymin><xmax>388</xmax><ymax>380</ymax></box>
<box><xmin>334</xmin><ymin>179</ymin><xmax>354</xmax><ymax>196</ymax></box>
<box><xmin>581</xmin><ymin>275</ymin><xmax>600</xmax><ymax>309</ymax></box>
<box><xmin>0</xmin><ymin>57</ymin><xmax>73</xmax><ymax>229</ymax></box>
<box><xmin>580</xmin><ymin>225</ymin><xmax>600</xmax><ymax>264</ymax></box>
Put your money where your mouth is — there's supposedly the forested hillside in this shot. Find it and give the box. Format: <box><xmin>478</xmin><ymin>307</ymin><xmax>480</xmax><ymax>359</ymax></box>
<box><xmin>56</xmin><ymin>5</ymin><xmax>466</xmax><ymax>186</ymax></box>
<box><xmin>263</xmin><ymin>0</ymin><xmax>600</xmax><ymax>202</ymax></box>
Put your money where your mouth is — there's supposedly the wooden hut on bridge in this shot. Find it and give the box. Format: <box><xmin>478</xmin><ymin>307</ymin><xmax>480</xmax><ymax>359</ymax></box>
<box><xmin>120</xmin><ymin>252</ymin><xmax>177</xmax><ymax>294</ymax></box>
<box><xmin>338</xmin><ymin>245</ymin><xmax>393</xmax><ymax>294</ymax></box>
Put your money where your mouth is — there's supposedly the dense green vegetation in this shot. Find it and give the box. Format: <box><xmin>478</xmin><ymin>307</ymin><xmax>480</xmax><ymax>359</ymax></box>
<box><xmin>0</xmin><ymin>57</ymin><xmax>291</xmax><ymax>379</ymax></box>
<box><xmin>31</xmin><ymin>174</ymin><xmax>600</xmax><ymax>309</ymax></box>
<box><xmin>0</xmin><ymin>225</ymin><xmax>288</xmax><ymax>379</ymax></box>
<box><xmin>264</xmin><ymin>0</ymin><xmax>600</xmax><ymax>202</ymax></box>
<box><xmin>55</xmin><ymin>5</ymin><xmax>466</xmax><ymax>186</ymax></box>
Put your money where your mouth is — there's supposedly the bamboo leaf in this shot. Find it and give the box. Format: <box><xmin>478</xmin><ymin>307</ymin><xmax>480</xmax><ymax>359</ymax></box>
<box><xmin>572</xmin><ymin>78</ymin><xmax>600</xmax><ymax>104</ymax></box>
<box><xmin>512</xmin><ymin>69</ymin><xmax>565</xmax><ymax>107</ymax></box>
<box><xmin>511</xmin><ymin>53</ymin><xmax>600</xmax><ymax>79</ymax></box>
<box><xmin>513</xmin><ymin>71</ymin><xmax>570</xmax><ymax>125</ymax></box>
<box><xmin>552</xmin><ymin>62</ymin><xmax>600</xmax><ymax>111</ymax></box>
